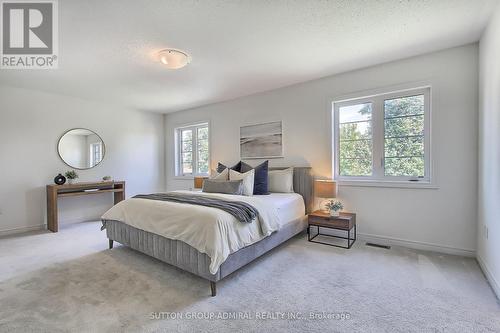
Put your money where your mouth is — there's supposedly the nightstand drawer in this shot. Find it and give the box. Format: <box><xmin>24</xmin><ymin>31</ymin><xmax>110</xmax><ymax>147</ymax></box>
<box><xmin>308</xmin><ymin>211</ymin><xmax>356</xmax><ymax>230</ymax></box>
<box><xmin>308</xmin><ymin>216</ymin><xmax>353</xmax><ymax>230</ymax></box>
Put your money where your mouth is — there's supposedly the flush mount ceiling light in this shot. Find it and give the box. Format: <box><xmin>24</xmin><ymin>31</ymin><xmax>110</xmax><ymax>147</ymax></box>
<box><xmin>158</xmin><ymin>49</ymin><xmax>191</xmax><ymax>69</ymax></box>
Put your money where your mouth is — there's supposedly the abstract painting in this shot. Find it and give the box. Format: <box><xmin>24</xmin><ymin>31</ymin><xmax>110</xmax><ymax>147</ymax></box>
<box><xmin>240</xmin><ymin>121</ymin><xmax>283</xmax><ymax>159</ymax></box>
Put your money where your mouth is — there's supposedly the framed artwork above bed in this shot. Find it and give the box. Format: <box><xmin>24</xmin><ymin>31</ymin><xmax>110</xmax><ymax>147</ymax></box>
<box><xmin>240</xmin><ymin>121</ymin><xmax>283</xmax><ymax>159</ymax></box>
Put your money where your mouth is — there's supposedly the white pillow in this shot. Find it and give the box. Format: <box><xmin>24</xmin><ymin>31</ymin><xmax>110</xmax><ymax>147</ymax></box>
<box><xmin>268</xmin><ymin>168</ymin><xmax>294</xmax><ymax>193</ymax></box>
<box><xmin>229</xmin><ymin>169</ymin><xmax>255</xmax><ymax>196</ymax></box>
<box><xmin>211</xmin><ymin>168</ymin><xmax>229</xmax><ymax>180</ymax></box>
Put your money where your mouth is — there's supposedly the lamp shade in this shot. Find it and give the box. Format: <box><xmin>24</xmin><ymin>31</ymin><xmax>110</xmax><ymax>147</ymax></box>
<box><xmin>194</xmin><ymin>176</ymin><xmax>207</xmax><ymax>189</ymax></box>
<box><xmin>314</xmin><ymin>179</ymin><xmax>336</xmax><ymax>198</ymax></box>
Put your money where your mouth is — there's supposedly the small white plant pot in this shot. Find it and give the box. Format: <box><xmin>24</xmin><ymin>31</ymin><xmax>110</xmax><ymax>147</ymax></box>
<box><xmin>68</xmin><ymin>179</ymin><xmax>75</xmax><ymax>185</ymax></box>
<box><xmin>330</xmin><ymin>210</ymin><xmax>340</xmax><ymax>217</ymax></box>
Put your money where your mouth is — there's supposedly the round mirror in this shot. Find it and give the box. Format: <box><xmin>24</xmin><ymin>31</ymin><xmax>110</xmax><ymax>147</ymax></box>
<box><xmin>57</xmin><ymin>128</ymin><xmax>105</xmax><ymax>170</ymax></box>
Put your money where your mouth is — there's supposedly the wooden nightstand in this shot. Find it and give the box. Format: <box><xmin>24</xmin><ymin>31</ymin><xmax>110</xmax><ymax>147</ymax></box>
<box><xmin>308</xmin><ymin>210</ymin><xmax>356</xmax><ymax>249</ymax></box>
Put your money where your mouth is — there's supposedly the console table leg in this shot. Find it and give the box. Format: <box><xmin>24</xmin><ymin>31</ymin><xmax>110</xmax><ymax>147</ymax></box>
<box><xmin>109</xmin><ymin>239</ymin><xmax>114</xmax><ymax>249</ymax></box>
<box><xmin>46</xmin><ymin>186</ymin><xmax>58</xmax><ymax>232</ymax></box>
<box><xmin>113</xmin><ymin>185</ymin><xmax>125</xmax><ymax>205</ymax></box>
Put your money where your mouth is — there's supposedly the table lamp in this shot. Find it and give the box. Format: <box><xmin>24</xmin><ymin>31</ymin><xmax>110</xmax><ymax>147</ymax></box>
<box><xmin>314</xmin><ymin>179</ymin><xmax>337</xmax><ymax>212</ymax></box>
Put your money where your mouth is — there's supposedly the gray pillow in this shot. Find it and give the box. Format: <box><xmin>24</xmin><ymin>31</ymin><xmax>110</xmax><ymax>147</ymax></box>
<box><xmin>202</xmin><ymin>179</ymin><xmax>244</xmax><ymax>195</ymax></box>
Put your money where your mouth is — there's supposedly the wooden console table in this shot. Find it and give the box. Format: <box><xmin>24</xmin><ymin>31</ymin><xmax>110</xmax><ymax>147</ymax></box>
<box><xmin>46</xmin><ymin>181</ymin><xmax>125</xmax><ymax>232</ymax></box>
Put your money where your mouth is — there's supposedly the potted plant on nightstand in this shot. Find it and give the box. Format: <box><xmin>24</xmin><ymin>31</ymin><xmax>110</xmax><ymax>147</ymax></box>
<box><xmin>325</xmin><ymin>200</ymin><xmax>343</xmax><ymax>217</ymax></box>
<box><xmin>65</xmin><ymin>170</ymin><xmax>79</xmax><ymax>184</ymax></box>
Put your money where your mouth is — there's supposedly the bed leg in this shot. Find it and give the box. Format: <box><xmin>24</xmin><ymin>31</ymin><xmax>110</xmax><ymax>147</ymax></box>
<box><xmin>109</xmin><ymin>239</ymin><xmax>113</xmax><ymax>249</ymax></box>
<box><xmin>210</xmin><ymin>281</ymin><xmax>216</xmax><ymax>297</ymax></box>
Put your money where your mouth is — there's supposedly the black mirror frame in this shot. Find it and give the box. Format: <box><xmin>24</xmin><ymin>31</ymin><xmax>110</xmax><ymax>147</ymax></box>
<box><xmin>57</xmin><ymin>128</ymin><xmax>106</xmax><ymax>170</ymax></box>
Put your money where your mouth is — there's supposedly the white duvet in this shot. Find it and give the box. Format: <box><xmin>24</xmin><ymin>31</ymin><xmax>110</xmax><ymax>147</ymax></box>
<box><xmin>101</xmin><ymin>190</ymin><xmax>290</xmax><ymax>274</ymax></box>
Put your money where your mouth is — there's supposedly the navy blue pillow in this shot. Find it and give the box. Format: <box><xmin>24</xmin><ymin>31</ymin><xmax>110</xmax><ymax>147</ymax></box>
<box><xmin>241</xmin><ymin>160</ymin><xmax>269</xmax><ymax>195</ymax></box>
<box><xmin>216</xmin><ymin>161</ymin><xmax>242</xmax><ymax>173</ymax></box>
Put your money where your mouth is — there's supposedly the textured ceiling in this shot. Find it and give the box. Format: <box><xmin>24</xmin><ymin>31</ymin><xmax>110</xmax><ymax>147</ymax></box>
<box><xmin>0</xmin><ymin>0</ymin><xmax>498</xmax><ymax>113</ymax></box>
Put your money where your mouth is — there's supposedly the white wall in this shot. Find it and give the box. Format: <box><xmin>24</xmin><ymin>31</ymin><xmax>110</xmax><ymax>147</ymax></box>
<box><xmin>165</xmin><ymin>44</ymin><xmax>478</xmax><ymax>255</ymax></box>
<box><xmin>478</xmin><ymin>4</ymin><xmax>500</xmax><ymax>297</ymax></box>
<box><xmin>0</xmin><ymin>86</ymin><xmax>165</xmax><ymax>234</ymax></box>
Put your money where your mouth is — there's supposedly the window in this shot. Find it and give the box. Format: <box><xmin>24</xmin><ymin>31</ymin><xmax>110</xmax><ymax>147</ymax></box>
<box><xmin>333</xmin><ymin>87</ymin><xmax>430</xmax><ymax>184</ymax></box>
<box><xmin>338</xmin><ymin>102</ymin><xmax>373</xmax><ymax>177</ymax></box>
<box><xmin>90</xmin><ymin>142</ymin><xmax>102</xmax><ymax>167</ymax></box>
<box><xmin>175</xmin><ymin>123</ymin><xmax>209</xmax><ymax>177</ymax></box>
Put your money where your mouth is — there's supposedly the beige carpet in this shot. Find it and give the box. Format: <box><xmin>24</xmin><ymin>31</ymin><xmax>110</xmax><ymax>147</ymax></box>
<box><xmin>0</xmin><ymin>222</ymin><xmax>499</xmax><ymax>332</ymax></box>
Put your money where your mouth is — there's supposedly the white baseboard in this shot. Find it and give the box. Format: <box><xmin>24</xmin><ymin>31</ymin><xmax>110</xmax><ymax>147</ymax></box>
<box><xmin>358</xmin><ymin>232</ymin><xmax>476</xmax><ymax>257</ymax></box>
<box><xmin>0</xmin><ymin>224</ymin><xmax>46</xmax><ymax>237</ymax></box>
<box><xmin>477</xmin><ymin>255</ymin><xmax>500</xmax><ymax>300</ymax></box>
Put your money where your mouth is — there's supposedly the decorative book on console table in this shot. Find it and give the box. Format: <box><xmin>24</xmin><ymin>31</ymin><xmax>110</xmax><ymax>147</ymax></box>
<box><xmin>46</xmin><ymin>181</ymin><xmax>125</xmax><ymax>232</ymax></box>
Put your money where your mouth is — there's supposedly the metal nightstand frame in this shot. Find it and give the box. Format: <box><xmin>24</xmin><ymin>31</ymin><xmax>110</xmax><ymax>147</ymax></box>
<box><xmin>307</xmin><ymin>223</ymin><xmax>356</xmax><ymax>249</ymax></box>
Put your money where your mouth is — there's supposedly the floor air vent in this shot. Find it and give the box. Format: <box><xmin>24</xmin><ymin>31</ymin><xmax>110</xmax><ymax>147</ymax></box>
<box><xmin>365</xmin><ymin>242</ymin><xmax>391</xmax><ymax>249</ymax></box>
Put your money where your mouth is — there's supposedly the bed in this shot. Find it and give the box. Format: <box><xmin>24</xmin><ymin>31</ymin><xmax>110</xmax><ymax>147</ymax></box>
<box><xmin>101</xmin><ymin>167</ymin><xmax>313</xmax><ymax>296</ymax></box>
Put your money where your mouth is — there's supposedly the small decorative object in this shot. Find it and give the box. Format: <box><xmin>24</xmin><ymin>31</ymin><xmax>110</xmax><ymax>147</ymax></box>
<box><xmin>102</xmin><ymin>176</ymin><xmax>112</xmax><ymax>181</ymax></box>
<box><xmin>65</xmin><ymin>170</ymin><xmax>79</xmax><ymax>184</ymax></box>
<box><xmin>240</xmin><ymin>121</ymin><xmax>283</xmax><ymax>159</ymax></box>
<box><xmin>53</xmin><ymin>173</ymin><xmax>66</xmax><ymax>185</ymax></box>
<box><xmin>325</xmin><ymin>200</ymin><xmax>343</xmax><ymax>217</ymax></box>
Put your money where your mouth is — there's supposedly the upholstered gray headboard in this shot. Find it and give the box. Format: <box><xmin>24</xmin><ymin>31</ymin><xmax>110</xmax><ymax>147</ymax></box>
<box><xmin>269</xmin><ymin>167</ymin><xmax>313</xmax><ymax>214</ymax></box>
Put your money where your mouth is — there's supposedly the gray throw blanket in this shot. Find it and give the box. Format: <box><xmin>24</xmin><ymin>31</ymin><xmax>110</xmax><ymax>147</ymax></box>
<box><xmin>132</xmin><ymin>192</ymin><xmax>259</xmax><ymax>223</ymax></box>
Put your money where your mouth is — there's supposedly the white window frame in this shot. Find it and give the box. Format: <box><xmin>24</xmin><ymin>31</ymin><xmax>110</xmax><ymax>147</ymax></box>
<box><xmin>174</xmin><ymin>122</ymin><xmax>210</xmax><ymax>177</ymax></box>
<box><xmin>89</xmin><ymin>142</ymin><xmax>102</xmax><ymax>167</ymax></box>
<box><xmin>333</xmin><ymin>86</ymin><xmax>432</xmax><ymax>187</ymax></box>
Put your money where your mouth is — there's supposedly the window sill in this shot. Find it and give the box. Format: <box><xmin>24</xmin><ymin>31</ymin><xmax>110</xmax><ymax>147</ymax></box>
<box><xmin>337</xmin><ymin>180</ymin><xmax>438</xmax><ymax>189</ymax></box>
<box><xmin>173</xmin><ymin>175</ymin><xmax>209</xmax><ymax>180</ymax></box>
<box><xmin>174</xmin><ymin>176</ymin><xmax>194</xmax><ymax>180</ymax></box>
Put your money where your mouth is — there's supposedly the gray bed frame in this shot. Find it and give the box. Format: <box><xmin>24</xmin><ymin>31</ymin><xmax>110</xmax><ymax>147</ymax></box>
<box><xmin>103</xmin><ymin>167</ymin><xmax>313</xmax><ymax>296</ymax></box>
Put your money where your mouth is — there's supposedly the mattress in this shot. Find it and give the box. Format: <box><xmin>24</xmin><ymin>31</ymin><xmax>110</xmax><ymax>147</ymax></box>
<box><xmin>265</xmin><ymin>193</ymin><xmax>306</xmax><ymax>226</ymax></box>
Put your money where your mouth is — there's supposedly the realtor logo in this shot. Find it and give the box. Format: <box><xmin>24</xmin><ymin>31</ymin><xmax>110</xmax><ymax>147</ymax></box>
<box><xmin>1</xmin><ymin>0</ymin><xmax>58</xmax><ymax>69</ymax></box>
